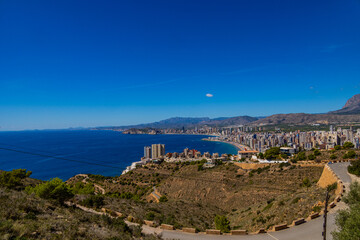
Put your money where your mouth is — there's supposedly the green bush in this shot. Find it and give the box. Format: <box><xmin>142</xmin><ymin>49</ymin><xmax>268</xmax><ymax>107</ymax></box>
<box><xmin>71</xmin><ymin>182</ymin><xmax>95</xmax><ymax>195</ymax></box>
<box><xmin>88</xmin><ymin>174</ymin><xmax>112</xmax><ymax>181</ymax></box>
<box><xmin>81</xmin><ymin>195</ymin><xmax>105</xmax><ymax>208</ymax></box>
<box><xmin>120</xmin><ymin>192</ymin><xmax>133</xmax><ymax>199</ymax></box>
<box><xmin>215</xmin><ymin>159</ymin><xmax>223</xmax><ymax>165</ymax></box>
<box><xmin>330</xmin><ymin>154</ymin><xmax>337</xmax><ymax>160</ymax></box>
<box><xmin>26</xmin><ymin>178</ymin><xmax>73</xmax><ymax>204</ymax></box>
<box><xmin>327</xmin><ymin>183</ymin><xmax>338</xmax><ymax>192</ymax></box>
<box><xmin>279</xmin><ymin>162</ymin><xmax>291</xmax><ymax>168</ymax></box>
<box><xmin>296</xmin><ymin>152</ymin><xmax>306</xmax><ymax>161</ymax></box>
<box><xmin>343</xmin><ymin>150</ymin><xmax>356</xmax><ymax>159</ymax></box>
<box><xmin>332</xmin><ymin>182</ymin><xmax>360</xmax><ymax>240</ymax></box>
<box><xmin>343</xmin><ymin>142</ymin><xmax>355</xmax><ymax>149</ymax></box>
<box><xmin>159</xmin><ymin>195</ymin><xmax>168</xmax><ymax>202</ymax></box>
<box><xmin>0</xmin><ymin>169</ymin><xmax>32</xmax><ymax>189</ymax></box>
<box><xmin>197</xmin><ymin>163</ymin><xmax>204</xmax><ymax>171</ymax></box>
<box><xmin>313</xmin><ymin>149</ymin><xmax>321</xmax><ymax>156</ymax></box>
<box><xmin>348</xmin><ymin>160</ymin><xmax>360</xmax><ymax>177</ymax></box>
<box><xmin>312</xmin><ymin>206</ymin><xmax>321</xmax><ymax>213</ymax></box>
<box><xmin>145</xmin><ymin>211</ymin><xmax>155</xmax><ymax>221</ymax></box>
<box><xmin>334</xmin><ymin>145</ymin><xmax>342</xmax><ymax>150</ymax></box>
<box><xmin>264</xmin><ymin>147</ymin><xmax>280</xmax><ymax>160</ymax></box>
<box><xmin>214</xmin><ymin>215</ymin><xmax>230</xmax><ymax>233</ymax></box>
<box><xmin>302</xmin><ymin>177</ymin><xmax>311</xmax><ymax>188</ymax></box>
<box><xmin>308</xmin><ymin>154</ymin><xmax>316</xmax><ymax>160</ymax></box>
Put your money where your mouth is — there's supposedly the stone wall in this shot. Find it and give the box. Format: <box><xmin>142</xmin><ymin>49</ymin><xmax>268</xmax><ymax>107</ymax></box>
<box><xmin>317</xmin><ymin>164</ymin><xmax>342</xmax><ymax>195</ymax></box>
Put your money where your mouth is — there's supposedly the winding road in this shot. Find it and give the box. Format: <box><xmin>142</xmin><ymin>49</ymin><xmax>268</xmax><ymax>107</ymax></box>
<box><xmin>155</xmin><ymin>162</ymin><xmax>352</xmax><ymax>240</ymax></box>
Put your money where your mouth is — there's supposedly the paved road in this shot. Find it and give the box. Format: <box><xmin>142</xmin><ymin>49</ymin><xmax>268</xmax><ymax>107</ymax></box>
<box><xmin>161</xmin><ymin>213</ymin><xmax>335</xmax><ymax>240</ymax></box>
<box><xmin>328</xmin><ymin>162</ymin><xmax>351</xmax><ymax>183</ymax></box>
<box><xmin>157</xmin><ymin>162</ymin><xmax>352</xmax><ymax>240</ymax></box>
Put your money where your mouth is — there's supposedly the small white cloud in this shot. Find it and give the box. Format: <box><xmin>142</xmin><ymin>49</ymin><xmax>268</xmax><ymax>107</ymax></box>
<box><xmin>206</xmin><ymin>93</ymin><xmax>213</xmax><ymax>97</ymax></box>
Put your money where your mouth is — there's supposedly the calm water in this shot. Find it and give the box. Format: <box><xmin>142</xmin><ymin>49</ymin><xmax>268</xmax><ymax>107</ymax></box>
<box><xmin>0</xmin><ymin>130</ymin><xmax>237</xmax><ymax>180</ymax></box>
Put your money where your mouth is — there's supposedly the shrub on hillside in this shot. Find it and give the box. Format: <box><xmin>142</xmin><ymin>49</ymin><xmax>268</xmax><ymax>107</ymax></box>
<box><xmin>343</xmin><ymin>142</ymin><xmax>355</xmax><ymax>149</ymax></box>
<box><xmin>302</xmin><ymin>177</ymin><xmax>311</xmax><ymax>188</ymax></box>
<box><xmin>348</xmin><ymin>160</ymin><xmax>360</xmax><ymax>177</ymax></box>
<box><xmin>308</xmin><ymin>154</ymin><xmax>316</xmax><ymax>160</ymax></box>
<box><xmin>296</xmin><ymin>151</ymin><xmax>307</xmax><ymax>161</ymax></box>
<box><xmin>197</xmin><ymin>163</ymin><xmax>204</xmax><ymax>171</ymax></box>
<box><xmin>264</xmin><ymin>147</ymin><xmax>280</xmax><ymax>160</ymax></box>
<box><xmin>0</xmin><ymin>169</ymin><xmax>32</xmax><ymax>189</ymax></box>
<box><xmin>145</xmin><ymin>211</ymin><xmax>155</xmax><ymax>221</ymax></box>
<box><xmin>159</xmin><ymin>195</ymin><xmax>168</xmax><ymax>202</ymax></box>
<box><xmin>327</xmin><ymin>183</ymin><xmax>337</xmax><ymax>192</ymax></box>
<box><xmin>330</xmin><ymin>154</ymin><xmax>337</xmax><ymax>160</ymax></box>
<box><xmin>332</xmin><ymin>182</ymin><xmax>360</xmax><ymax>240</ymax></box>
<box><xmin>71</xmin><ymin>182</ymin><xmax>95</xmax><ymax>195</ymax></box>
<box><xmin>81</xmin><ymin>195</ymin><xmax>105</xmax><ymax>208</ymax></box>
<box><xmin>26</xmin><ymin>178</ymin><xmax>73</xmax><ymax>204</ymax></box>
<box><xmin>314</xmin><ymin>149</ymin><xmax>321</xmax><ymax>156</ymax></box>
<box><xmin>343</xmin><ymin>150</ymin><xmax>356</xmax><ymax>159</ymax></box>
<box><xmin>214</xmin><ymin>215</ymin><xmax>230</xmax><ymax>233</ymax></box>
<box><xmin>334</xmin><ymin>145</ymin><xmax>342</xmax><ymax>150</ymax></box>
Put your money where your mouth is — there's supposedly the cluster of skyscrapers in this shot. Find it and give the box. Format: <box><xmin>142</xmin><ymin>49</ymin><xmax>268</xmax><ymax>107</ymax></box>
<box><xmin>218</xmin><ymin>126</ymin><xmax>360</xmax><ymax>153</ymax></box>
<box><xmin>144</xmin><ymin>144</ymin><xmax>165</xmax><ymax>159</ymax></box>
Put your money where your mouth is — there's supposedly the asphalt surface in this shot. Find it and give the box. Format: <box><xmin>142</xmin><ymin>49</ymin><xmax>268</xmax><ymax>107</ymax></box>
<box><xmin>158</xmin><ymin>162</ymin><xmax>352</xmax><ymax>240</ymax></box>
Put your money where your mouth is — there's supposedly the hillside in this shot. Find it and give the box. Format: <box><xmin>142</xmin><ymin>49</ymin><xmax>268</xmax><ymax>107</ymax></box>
<box><xmin>0</xmin><ymin>170</ymin><xmax>160</xmax><ymax>240</ymax></box>
<box><xmin>67</xmin><ymin>161</ymin><xmax>328</xmax><ymax>232</ymax></box>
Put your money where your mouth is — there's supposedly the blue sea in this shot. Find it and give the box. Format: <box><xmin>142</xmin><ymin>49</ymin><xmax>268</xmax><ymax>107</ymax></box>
<box><xmin>0</xmin><ymin>130</ymin><xmax>237</xmax><ymax>180</ymax></box>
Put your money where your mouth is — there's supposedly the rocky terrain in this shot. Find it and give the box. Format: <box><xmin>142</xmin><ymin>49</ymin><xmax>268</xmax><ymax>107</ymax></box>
<box><xmin>329</xmin><ymin>94</ymin><xmax>360</xmax><ymax>115</ymax></box>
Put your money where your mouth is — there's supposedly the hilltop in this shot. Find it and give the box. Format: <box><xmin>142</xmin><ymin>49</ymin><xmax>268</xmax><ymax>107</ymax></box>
<box><xmin>329</xmin><ymin>94</ymin><xmax>360</xmax><ymax>115</ymax></box>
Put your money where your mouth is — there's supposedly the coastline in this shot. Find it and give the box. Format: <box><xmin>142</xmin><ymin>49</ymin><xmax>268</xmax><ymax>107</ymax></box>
<box><xmin>201</xmin><ymin>137</ymin><xmax>251</xmax><ymax>152</ymax></box>
<box><xmin>121</xmin><ymin>134</ymin><xmax>242</xmax><ymax>175</ymax></box>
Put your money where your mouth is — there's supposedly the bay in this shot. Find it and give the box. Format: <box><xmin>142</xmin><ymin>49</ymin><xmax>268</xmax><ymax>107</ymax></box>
<box><xmin>0</xmin><ymin>130</ymin><xmax>237</xmax><ymax>180</ymax></box>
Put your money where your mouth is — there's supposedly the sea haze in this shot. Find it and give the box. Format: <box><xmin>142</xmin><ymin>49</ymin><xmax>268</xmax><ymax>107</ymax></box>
<box><xmin>0</xmin><ymin>130</ymin><xmax>237</xmax><ymax>180</ymax></box>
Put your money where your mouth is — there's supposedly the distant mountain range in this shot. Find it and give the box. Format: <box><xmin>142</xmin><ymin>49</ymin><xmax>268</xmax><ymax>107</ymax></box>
<box><xmin>250</xmin><ymin>94</ymin><xmax>360</xmax><ymax>126</ymax></box>
<box><xmin>95</xmin><ymin>116</ymin><xmax>259</xmax><ymax>130</ymax></box>
<box><xmin>94</xmin><ymin>94</ymin><xmax>360</xmax><ymax>130</ymax></box>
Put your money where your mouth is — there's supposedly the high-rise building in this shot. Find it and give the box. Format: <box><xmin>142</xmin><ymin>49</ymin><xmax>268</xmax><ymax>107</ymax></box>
<box><xmin>144</xmin><ymin>146</ymin><xmax>151</xmax><ymax>159</ymax></box>
<box><xmin>151</xmin><ymin>144</ymin><xmax>165</xmax><ymax>159</ymax></box>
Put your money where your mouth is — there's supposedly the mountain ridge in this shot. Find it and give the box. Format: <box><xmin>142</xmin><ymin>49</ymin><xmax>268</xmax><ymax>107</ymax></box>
<box><xmin>329</xmin><ymin>94</ymin><xmax>360</xmax><ymax>115</ymax></box>
<box><xmin>94</xmin><ymin>94</ymin><xmax>360</xmax><ymax>130</ymax></box>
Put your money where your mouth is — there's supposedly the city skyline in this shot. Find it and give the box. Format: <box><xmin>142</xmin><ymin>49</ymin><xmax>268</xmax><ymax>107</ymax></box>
<box><xmin>1</xmin><ymin>0</ymin><xmax>360</xmax><ymax>130</ymax></box>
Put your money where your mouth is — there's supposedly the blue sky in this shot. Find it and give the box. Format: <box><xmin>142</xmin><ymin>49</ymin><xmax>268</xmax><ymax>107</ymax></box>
<box><xmin>1</xmin><ymin>0</ymin><xmax>360</xmax><ymax>130</ymax></box>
